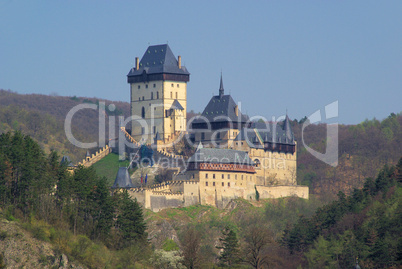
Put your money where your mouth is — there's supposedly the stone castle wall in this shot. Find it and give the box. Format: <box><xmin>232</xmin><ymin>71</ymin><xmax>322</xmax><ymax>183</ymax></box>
<box><xmin>127</xmin><ymin>179</ymin><xmax>308</xmax><ymax>212</ymax></box>
<box><xmin>78</xmin><ymin>145</ymin><xmax>112</xmax><ymax>167</ymax></box>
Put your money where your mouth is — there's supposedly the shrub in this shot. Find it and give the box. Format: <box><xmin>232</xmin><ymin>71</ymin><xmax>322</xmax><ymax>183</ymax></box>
<box><xmin>0</xmin><ymin>231</ymin><xmax>8</xmax><ymax>241</ymax></box>
<box><xmin>162</xmin><ymin>238</ymin><xmax>179</xmax><ymax>251</ymax></box>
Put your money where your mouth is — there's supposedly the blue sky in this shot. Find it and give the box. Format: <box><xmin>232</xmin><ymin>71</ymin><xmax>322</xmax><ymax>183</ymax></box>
<box><xmin>1</xmin><ymin>1</ymin><xmax>401</xmax><ymax>124</ymax></box>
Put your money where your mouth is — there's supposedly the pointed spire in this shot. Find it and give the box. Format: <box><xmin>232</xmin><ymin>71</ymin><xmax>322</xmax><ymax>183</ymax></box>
<box><xmin>219</xmin><ymin>72</ymin><xmax>224</xmax><ymax>98</ymax></box>
<box><xmin>283</xmin><ymin>112</ymin><xmax>293</xmax><ymax>143</ymax></box>
<box><xmin>112</xmin><ymin>167</ymin><xmax>134</xmax><ymax>188</ymax></box>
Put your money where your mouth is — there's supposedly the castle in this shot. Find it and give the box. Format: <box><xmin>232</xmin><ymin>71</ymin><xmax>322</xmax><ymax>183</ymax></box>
<box><xmin>113</xmin><ymin>44</ymin><xmax>308</xmax><ymax>211</ymax></box>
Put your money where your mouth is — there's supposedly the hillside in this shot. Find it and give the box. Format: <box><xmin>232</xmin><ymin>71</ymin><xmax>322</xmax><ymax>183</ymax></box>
<box><xmin>0</xmin><ymin>214</ymin><xmax>85</xmax><ymax>269</ymax></box>
<box><xmin>0</xmin><ymin>89</ymin><xmax>401</xmax><ymax>198</ymax></box>
<box><xmin>292</xmin><ymin>113</ymin><xmax>401</xmax><ymax>199</ymax></box>
<box><xmin>0</xmin><ymin>131</ymin><xmax>400</xmax><ymax>268</ymax></box>
<box><xmin>283</xmin><ymin>158</ymin><xmax>402</xmax><ymax>268</ymax></box>
<box><xmin>0</xmin><ymin>89</ymin><xmax>130</xmax><ymax>162</ymax></box>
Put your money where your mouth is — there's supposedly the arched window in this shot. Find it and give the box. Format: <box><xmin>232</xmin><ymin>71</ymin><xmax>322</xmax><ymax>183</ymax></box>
<box><xmin>141</xmin><ymin>107</ymin><xmax>145</xmax><ymax>118</ymax></box>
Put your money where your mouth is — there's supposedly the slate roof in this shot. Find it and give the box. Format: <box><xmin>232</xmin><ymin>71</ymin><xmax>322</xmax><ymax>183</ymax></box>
<box><xmin>192</xmin><ymin>77</ymin><xmax>249</xmax><ymax>124</ymax></box>
<box><xmin>127</xmin><ymin>44</ymin><xmax>189</xmax><ymax>77</ymax></box>
<box><xmin>112</xmin><ymin>167</ymin><xmax>134</xmax><ymax>188</ymax></box>
<box><xmin>234</xmin><ymin>119</ymin><xmax>295</xmax><ymax>148</ymax></box>
<box><xmin>60</xmin><ymin>155</ymin><xmax>74</xmax><ymax>167</ymax></box>
<box><xmin>283</xmin><ymin>115</ymin><xmax>293</xmax><ymax>141</ymax></box>
<box><xmin>188</xmin><ymin>148</ymin><xmax>254</xmax><ymax>166</ymax></box>
<box><xmin>192</xmin><ymin>94</ymin><xmax>249</xmax><ymax>124</ymax></box>
<box><xmin>171</xmin><ymin>99</ymin><xmax>184</xmax><ymax>110</ymax></box>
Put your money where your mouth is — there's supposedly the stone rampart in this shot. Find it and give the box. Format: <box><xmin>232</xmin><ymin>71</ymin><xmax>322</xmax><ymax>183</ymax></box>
<box><xmin>256</xmin><ymin>185</ymin><xmax>309</xmax><ymax>199</ymax></box>
<box><xmin>77</xmin><ymin>145</ymin><xmax>112</xmax><ymax>167</ymax></box>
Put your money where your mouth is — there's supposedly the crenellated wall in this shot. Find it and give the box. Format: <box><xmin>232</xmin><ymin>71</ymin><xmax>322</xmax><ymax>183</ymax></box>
<box><xmin>77</xmin><ymin>145</ymin><xmax>112</xmax><ymax>167</ymax></box>
<box><xmin>119</xmin><ymin>128</ymin><xmax>308</xmax><ymax>212</ymax></box>
<box><xmin>121</xmin><ymin>127</ymin><xmax>187</xmax><ymax>171</ymax></box>
<box><xmin>125</xmin><ymin>178</ymin><xmax>308</xmax><ymax>212</ymax></box>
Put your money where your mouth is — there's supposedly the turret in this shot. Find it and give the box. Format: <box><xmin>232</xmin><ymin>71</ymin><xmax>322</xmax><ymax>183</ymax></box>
<box><xmin>283</xmin><ymin>113</ymin><xmax>293</xmax><ymax>143</ymax></box>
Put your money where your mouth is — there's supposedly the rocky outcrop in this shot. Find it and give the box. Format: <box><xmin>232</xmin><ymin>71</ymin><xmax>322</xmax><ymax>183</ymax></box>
<box><xmin>0</xmin><ymin>218</ymin><xmax>85</xmax><ymax>269</ymax></box>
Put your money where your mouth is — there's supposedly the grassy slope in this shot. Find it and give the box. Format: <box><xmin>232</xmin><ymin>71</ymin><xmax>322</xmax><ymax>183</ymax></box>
<box><xmin>91</xmin><ymin>153</ymin><xmax>132</xmax><ymax>186</ymax></box>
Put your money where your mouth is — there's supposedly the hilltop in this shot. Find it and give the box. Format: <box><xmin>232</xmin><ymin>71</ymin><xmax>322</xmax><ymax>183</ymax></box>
<box><xmin>0</xmin><ymin>89</ymin><xmax>401</xmax><ymax>197</ymax></box>
<box><xmin>0</xmin><ymin>89</ymin><xmax>130</xmax><ymax>162</ymax></box>
<box><xmin>0</xmin><ymin>130</ymin><xmax>400</xmax><ymax>268</ymax></box>
<box><xmin>292</xmin><ymin>113</ymin><xmax>401</xmax><ymax>199</ymax></box>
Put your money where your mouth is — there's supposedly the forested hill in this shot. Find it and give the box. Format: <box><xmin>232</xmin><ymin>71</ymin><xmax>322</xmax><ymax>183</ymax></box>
<box><xmin>0</xmin><ymin>89</ymin><xmax>130</xmax><ymax>162</ymax></box>
<box><xmin>283</xmin><ymin>158</ymin><xmax>402</xmax><ymax>268</ymax></box>
<box><xmin>291</xmin><ymin>113</ymin><xmax>402</xmax><ymax>199</ymax></box>
<box><xmin>0</xmin><ymin>89</ymin><xmax>400</xmax><ymax>197</ymax></box>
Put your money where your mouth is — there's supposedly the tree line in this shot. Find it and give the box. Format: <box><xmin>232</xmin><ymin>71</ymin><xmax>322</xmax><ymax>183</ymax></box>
<box><xmin>0</xmin><ymin>131</ymin><xmax>147</xmax><ymax>267</ymax></box>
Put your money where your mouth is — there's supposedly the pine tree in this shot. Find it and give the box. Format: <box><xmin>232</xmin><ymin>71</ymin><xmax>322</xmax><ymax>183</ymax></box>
<box><xmin>116</xmin><ymin>190</ymin><xmax>147</xmax><ymax>249</ymax></box>
<box><xmin>216</xmin><ymin>226</ymin><xmax>240</xmax><ymax>266</ymax></box>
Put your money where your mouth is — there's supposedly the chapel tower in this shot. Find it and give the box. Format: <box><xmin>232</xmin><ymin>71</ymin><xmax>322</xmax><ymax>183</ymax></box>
<box><xmin>127</xmin><ymin>44</ymin><xmax>190</xmax><ymax>144</ymax></box>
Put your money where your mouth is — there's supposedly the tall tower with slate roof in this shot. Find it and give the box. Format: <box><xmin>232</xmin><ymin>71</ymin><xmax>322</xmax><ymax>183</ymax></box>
<box><xmin>127</xmin><ymin>44</ymin><xmax>190</xmax><ymax>144</ymax></box>
<box><xmin>191</xmin><ymin>74</ymin><xmax>250</xmax><ymax>148</ymax></box>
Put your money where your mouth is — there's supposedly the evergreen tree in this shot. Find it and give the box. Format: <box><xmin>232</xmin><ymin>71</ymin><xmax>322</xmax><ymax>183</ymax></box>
<box><xmin>216</xmin><ymin>226</ymin><xmax>240</xmax><ymax>266</ymax></box>
<box><xmin>116</xmin><ymin>190</ymin><xmax>147</xmax><ymax>249</ymax></box>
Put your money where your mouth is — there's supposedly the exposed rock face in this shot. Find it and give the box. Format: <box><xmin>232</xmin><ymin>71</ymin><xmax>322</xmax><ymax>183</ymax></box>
<box><xmin>0</xmin><ymin>218</ymin><xmax>85</xmax><ymax>269</ymax></box>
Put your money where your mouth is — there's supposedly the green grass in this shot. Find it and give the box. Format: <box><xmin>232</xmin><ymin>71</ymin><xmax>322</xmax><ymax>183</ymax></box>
<box><xmin>92</xmin><ymin>153</ymin><xmax>134</xmax><ymax>186</ymax></box>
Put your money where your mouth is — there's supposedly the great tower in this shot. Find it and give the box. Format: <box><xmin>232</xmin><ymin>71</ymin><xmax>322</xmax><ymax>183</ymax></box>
<box><xmin>127</xmin><ymin>44</ymin><xmax>190</xmax><ymax>144</ymax></box>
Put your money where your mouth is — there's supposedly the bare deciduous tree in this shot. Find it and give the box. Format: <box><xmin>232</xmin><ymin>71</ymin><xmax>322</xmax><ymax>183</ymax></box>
<box><xmin>244</xmin><ymin>225</ymin><xmax>273</xmax><ymax>269</ymax></box>
<box><xmin>180</xmin><ymin>227</ymin><xmax>202</xmax><ymax>269</ymax></box>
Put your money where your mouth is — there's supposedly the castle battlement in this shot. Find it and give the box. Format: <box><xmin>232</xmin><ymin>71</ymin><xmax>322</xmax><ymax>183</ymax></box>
<box><xmin>78</xmin><ymin>145</ymin><xmax>111</xmax><ymax>167</ymax></box>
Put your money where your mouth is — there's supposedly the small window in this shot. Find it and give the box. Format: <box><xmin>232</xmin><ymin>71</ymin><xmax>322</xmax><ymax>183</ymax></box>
<box><xmin>171</xmin><ymin>83</ymin><xmax>174</xmax><ymax>87</ymax></box>
<box><xmin>177</xmin><ymin>84</ymin><xmax>180</xmax><ymax>88</ymax></box>
<box><xmin>213</xmin><ymin>174</ymin><xmax>216</xmax><ymax>179</ymax></box>
<box><xmin>206</xmin><ymin>174</ymin><xmax>208</xmax><ymax>179</ymax></box>
<box><xmin>222</xmin><ymin>182</ymin><xmax>224</xmax><ymax>186</ymax></box>
<box><xmin>138</xmin><ymin>97</ymin><xmax>140</xmax><ymax>101</ymax></box>
<box><xmin>192</xmin><ymin>174</ymin><xmax>195</xmax><ymax>179</ymax></box>
<box><xmin>157</xmin><ymin>92</ymin><xmax>159</xmax><ymax>99</ymax></box>
<box><xmin>138</xmin><ymin>85</ymin><xmax>140</xmax><ymax>89</ymax></box>
<box><xmin>228</xmin><ymin>174</ymin><xmax>230</xmax><ymax>179</ymax></box>
<box><xmin>205</xmin><ymin>182</ymin><xmax>208</xmax><ymax>186</ymax></box>
<box><xmin>153</xmin><ymin>126</ymin><xmax>156</xmax><ymax>134</ymax></box>
<box><xmin>222</xmin><ymin>174</ymin><xmax>224</xmax><ymax>179</ymax></box>
<box><xmin>170</xmin><ymin>92</ymin><xmax>173</xmax><ymax>99</ymax></box>
<box><xmin>242</xmin><ymin>175</ymin><xmax>244</xmax><ymax>180</ymax></box>
<box><xmin>213</xmin><ymin>182</ymin><xmax>215</xmax><ymax>186</ymax></box>
<box><xmin>153</xmin><ymin>84</ymin><xmax>156</xmax><ymax>88</ymax></box>
<box><xmin>151</xmin><ymin>92</ymin><xmax>153</xmax><ymax>99</ymax></box>
<box><xmin>228</xmin><ymin>182</ymin><xmax>230</xmax><ymax>187</ymax></box>
<box><xmin>235</xmin><ymin>175</ymin><xmax>237</xmax><ymax>180</ymax></box>
<box><xmin>146</xmin><ymin>84</ymin><xmax>148</xmax><ymax>88</ymax></box>
<box><xmin>142</xmin><ymin>96</ymin><xmax>144</xmax><ymax>100</ymax></box>
<box><xmin>201</xmin><ymin>132</ymin><xmax>205</xmax><ymax>140</ymax></box>
<box><xmin>176</xmin><ymin>92</ymin><xmax>178</xmax><ymax>99</ymax></box>
<box><xmin>141</xmin><ymin>107</ymin><xmax>145</xmax><ymax>118</ymax></box>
